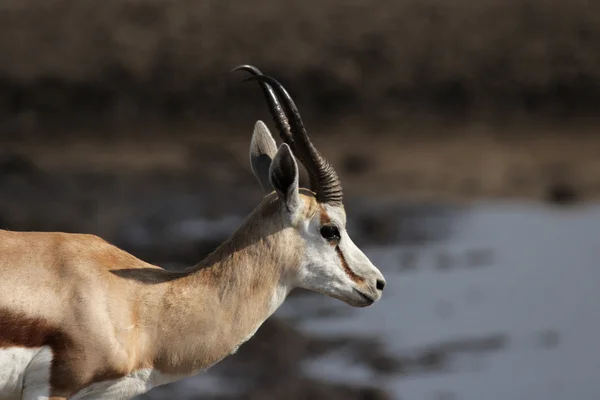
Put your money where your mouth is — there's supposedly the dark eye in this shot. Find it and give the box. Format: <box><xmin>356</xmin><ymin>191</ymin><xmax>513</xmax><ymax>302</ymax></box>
<box><xmin>320</xmin><ymin>225</ymin><xmax>341</xmax><ymax>242</ymax></box>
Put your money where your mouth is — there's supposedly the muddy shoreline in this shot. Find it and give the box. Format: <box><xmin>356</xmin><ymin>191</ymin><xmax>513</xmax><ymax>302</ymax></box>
<box><xmin>2</xmin><ymin>121</ymin><xmax>597</xmax><ymax>209</ymax></box>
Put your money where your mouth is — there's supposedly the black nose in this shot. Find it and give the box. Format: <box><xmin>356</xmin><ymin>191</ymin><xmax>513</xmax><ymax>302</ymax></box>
<box><xmin>376</xmin><ymin>279</ymin><xmax>386</xmax><ymax>291</ymax></box>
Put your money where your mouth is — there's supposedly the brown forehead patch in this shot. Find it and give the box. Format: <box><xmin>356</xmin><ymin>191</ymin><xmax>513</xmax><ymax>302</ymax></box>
<box><xmin>335</xmin><ymin>246</ymin><xmax>365</xmax><ymax>283</ymax></box>
<box><xmin>299</xmin><ymin>193</ymin><xmax>321</xmax><ymax>220</ymax></box>
<box><xmin>319</xmin><ymin>207</ymin><xmax>331</xmax><ymax>225</ymax></box>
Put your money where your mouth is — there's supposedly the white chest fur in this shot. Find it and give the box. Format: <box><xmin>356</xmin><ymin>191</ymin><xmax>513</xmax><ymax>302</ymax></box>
<box><xmin>0</xmin><ymin>346</ymin><xmax>52</xmax><ymax>400</ymax></box>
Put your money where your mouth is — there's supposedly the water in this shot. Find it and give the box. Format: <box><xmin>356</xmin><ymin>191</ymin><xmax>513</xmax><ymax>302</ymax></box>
<box><xmin>278</xmin><ymin>202</ymin><xmax>600</xmax><ymax>400</ymax></box>
<box><xmin>143</xmin><ymin>201</ymin><xmax>600</xmax><ymax>399</ymax></box>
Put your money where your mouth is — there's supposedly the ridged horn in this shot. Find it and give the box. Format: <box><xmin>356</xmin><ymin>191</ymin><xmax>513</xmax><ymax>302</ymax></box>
<box><xmin>240</xmin><ymin>73</ymin><xmax>343</xmax><ymax>205</ymax></box>
<box><xmin>231</xmin><ymin>65</ymin><xmax>295</xmax><ymax>151</ymax></box>
<box><xmin>232</xmin><ymin>65</ymin><xmax>317</xmax><ymax>194</ymax></box>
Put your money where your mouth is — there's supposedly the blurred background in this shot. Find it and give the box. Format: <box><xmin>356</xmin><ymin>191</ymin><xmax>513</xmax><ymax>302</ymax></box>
<box><xmin>1</xmin><ymin>0</ymin><xmax>600</xmax><ymax>399</ymax></box>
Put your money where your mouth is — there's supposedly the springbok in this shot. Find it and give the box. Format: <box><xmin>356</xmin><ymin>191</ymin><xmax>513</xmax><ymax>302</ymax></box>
<box><xmin>0</xmin><ymin>65</ymin><xmax>386</xmax><ymax>400</ymax></box>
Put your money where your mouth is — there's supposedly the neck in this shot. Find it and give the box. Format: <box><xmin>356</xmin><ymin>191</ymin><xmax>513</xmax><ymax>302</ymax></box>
<box><xmin>143</xmin><ymin>196</ymin><xmax>298</xmax><ymax>377</ymax></box>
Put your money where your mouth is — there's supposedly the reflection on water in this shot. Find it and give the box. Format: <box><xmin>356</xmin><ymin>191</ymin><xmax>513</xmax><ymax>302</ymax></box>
<box><xmin>142</xmin><ymin>201</ymin><xmax>600</xmax><ymax>400</ymax></box>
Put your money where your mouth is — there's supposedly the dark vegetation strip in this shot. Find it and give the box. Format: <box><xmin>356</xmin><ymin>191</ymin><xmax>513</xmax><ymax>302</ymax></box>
<box><xmin>1</xmin><ymin>0</ymin><xmax>599</xmax><ymax>133</ymax></box>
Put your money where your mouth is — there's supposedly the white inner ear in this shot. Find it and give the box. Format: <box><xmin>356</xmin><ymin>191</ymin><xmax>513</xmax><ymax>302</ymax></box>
<box><xmin>250</xmin><ymin>121</ymin><xmax>277</xmax><ymax>158</ymax></box>
<box><xmin>249</xmin><ymin>120</ymin><xmax>278</xmax><ymax>193</ymax></box>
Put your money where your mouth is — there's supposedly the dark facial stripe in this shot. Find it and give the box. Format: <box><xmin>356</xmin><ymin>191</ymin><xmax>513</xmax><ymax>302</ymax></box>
<box><xmin>335</xmin><ymin>246</ymin><xmax>365</xmax><ymax>283</ymax></box>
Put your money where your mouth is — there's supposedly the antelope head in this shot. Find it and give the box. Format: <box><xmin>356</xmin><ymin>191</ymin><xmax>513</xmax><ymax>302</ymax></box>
<box><xmin>235</xmin><ymin>65</ymin><xmax>386</xmax><ymax>307</ymax></box>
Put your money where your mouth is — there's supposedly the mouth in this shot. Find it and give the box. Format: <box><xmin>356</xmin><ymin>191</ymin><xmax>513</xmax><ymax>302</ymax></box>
<box><xmin>353</xmin><ymin>289</ymin><xmax>375</xmax><ymax>306</ymax></box>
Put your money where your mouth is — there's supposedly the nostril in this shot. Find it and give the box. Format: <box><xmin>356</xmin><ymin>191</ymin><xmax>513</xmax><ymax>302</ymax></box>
<box><xmin>376</xmin><ymin>279</ymin><xmax>386</xmax><ymax>291</ymax></box>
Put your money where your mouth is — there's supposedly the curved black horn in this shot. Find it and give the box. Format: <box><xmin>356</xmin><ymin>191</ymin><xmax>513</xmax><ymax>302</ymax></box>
<box><xmin>231</xmin><ymin>65</ymin><xmax>295</xmax><ymax>151</ymax></box>
<box><xmin>241</xmin><ymin>74</ymin><xmax>343</xmax><ymax>205</ymax></box>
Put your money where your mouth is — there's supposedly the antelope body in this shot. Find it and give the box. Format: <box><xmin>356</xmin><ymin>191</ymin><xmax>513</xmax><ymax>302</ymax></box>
<box><xmin>0</xmin><ymin>66</ymin><xmax>386</xmax><ymax>400</ymax></box>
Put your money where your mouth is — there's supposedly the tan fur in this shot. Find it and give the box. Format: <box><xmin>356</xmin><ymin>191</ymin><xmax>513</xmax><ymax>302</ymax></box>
<box><xmin>319</xmin><ymin>208</ymin><xmax>331</xmax><ymax>225</ymax></box>
<box><xmin>0</xmin><ymin>192</ymin><xmax>320</xmax><ymax>397</ymax></box>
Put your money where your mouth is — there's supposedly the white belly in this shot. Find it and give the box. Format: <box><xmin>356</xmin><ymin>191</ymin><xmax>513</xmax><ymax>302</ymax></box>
<box><xmin>70</xmin><ymin>369</ymin><xmax>189</xmax><ymax>400</ymax></box>
<box><xmin>0</xmin><ymin>346</ymin><xmax>52</xmax><ymax>400</ymax></box>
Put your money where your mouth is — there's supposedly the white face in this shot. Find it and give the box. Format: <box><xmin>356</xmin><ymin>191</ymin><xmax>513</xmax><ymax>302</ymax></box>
<box><xmin>293</xmin><ymin>201</ymin><xmax>386</xmax><ymax>307</ymax></box>
<box><xmin>249</xmin><ymin>121</ymin><xmax>386</xmax><ymax>307</ymax></box>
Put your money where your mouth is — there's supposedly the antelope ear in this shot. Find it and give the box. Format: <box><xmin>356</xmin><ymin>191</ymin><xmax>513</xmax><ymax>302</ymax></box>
<box><xmin>249</xmin><ymin>120</ymin><xmax>278</xmax><ymax>193</ymax></box>
<box><xmin>269</xmin><ymin>143</ymin><xmax>301</xmax><ymax>214</ymax></box>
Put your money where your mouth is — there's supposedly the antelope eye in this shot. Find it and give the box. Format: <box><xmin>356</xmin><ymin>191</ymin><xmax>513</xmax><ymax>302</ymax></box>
<box><xmin>320</xmin><ymin>225</ymin><xmax>341</xmax><ymax>242</ymax></box>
